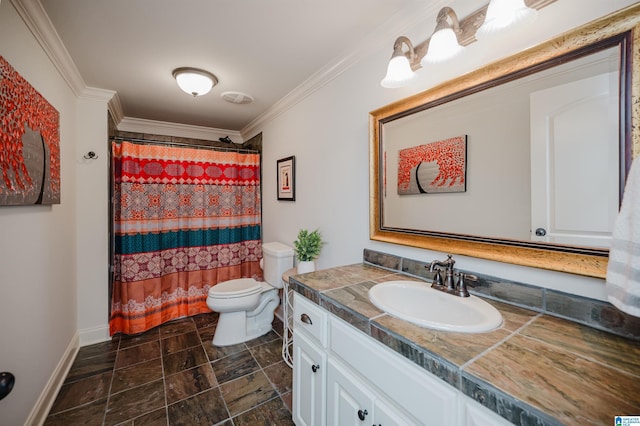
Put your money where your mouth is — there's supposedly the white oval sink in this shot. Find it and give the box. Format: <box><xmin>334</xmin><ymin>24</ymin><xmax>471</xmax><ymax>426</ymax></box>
<box><xmin>368</xmin><ymin>281</ymin><xmax>502</xmax><ymax>333</ymax></box>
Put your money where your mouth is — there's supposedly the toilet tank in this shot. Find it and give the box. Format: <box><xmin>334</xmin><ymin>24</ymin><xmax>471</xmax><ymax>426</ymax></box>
<box><xmin>262</xmin><ymin>242</ymin><xmax>294</xmax><ymax>288</ymax></box>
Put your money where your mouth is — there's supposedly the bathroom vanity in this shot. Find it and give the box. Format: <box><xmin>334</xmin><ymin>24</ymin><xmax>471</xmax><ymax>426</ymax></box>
<box><xmin>290</xmin><ymin>263</ymin><xmax>640</xmax><ymax>425</ymax></box>
<box><xmin>293</xmin><ymin>294</ymin><xmax>509</xmax><ymax>425</ymax></box>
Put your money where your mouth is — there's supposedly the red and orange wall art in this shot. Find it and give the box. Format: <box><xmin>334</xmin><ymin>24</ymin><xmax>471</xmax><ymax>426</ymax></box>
<box><xmin>397</xmin><ymin>135</ymin><xmax>467</xmax><ymax>195</ymax></box>
<box><xmin>0</xmin><ymin>56</ymin><xmax>60</xmax><ymax>205</ymax></box>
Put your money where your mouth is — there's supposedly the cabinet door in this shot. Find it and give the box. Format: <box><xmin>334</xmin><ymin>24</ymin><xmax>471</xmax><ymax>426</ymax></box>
<box><xmin>374</xmin><ymin>398</ymin><xmax>419</xmax><ymax>426</ymax></box>
<box><xmin>327</xmin><ymin>358</ymin><xmax>375</xmax><ymax>426</ymax></box>
<box><xmin>293</xmin><ymin>333</ymin><xmax>326</xmax><ymax>426</ymax></box>
<box><xmin>330</xmin><ymin>314</ymin><xmax>458</xmax><ymax>423</ymax></box>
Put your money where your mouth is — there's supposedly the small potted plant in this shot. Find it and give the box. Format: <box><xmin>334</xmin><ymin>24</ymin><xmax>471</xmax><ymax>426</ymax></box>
<box><xmin>293</xmin><ymin>228</ymin><xmax>325</xmax><ymax>274</ymax></box>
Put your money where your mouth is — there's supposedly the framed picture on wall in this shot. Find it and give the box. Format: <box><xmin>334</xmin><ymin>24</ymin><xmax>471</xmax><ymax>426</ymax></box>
<box><xmin>0</xmin><ymin>56</ymin><xmax>61</xmax><ymax>205</ymax></box>
<box><xmin>277</xmin><ymin>156</ymin><xmax>295</xmax><ymax>201</ymax></box>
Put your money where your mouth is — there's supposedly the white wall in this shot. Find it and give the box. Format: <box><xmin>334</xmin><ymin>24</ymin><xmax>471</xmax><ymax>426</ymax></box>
<box><xmin>75</xmin><ymin>94</ymin><xmax>111</xmax><ymax>345</ymax></box>
<box><xmin>0</xmin><ymin>1</ymin><xmax>110</xmax><ymax>424</ymax></box>
<box><xmin>259</xmin><ymin>0</ymin><xmax>638</xmax><ymax>301</ymax></box>
<box><xmin>0</xmin><ymin>1</ymin><xmax>77</xmax><ymax>423</ymax></box>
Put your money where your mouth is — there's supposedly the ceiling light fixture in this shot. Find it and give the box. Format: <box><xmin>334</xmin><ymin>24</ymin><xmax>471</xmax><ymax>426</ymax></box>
<box><xmin>476</xmin><ymin>0</ymin><xmax>538</xmax><ymax>39</ymax></box>
<box><xmin>172</xmin><ymin>67</ymin><xmax>218</xmax><ymax>97</ymax></box>
<box><xmin>380</xmin><ymin>0</ymin><xmax>550</xmax><ymax>89</ymax></box>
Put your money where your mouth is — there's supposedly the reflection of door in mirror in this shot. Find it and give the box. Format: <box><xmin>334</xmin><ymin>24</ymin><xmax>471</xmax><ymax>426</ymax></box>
<box><xmin>530</xmin><ymin>67</ymin><xmax>618</xmax><ymax>248</ymax></box>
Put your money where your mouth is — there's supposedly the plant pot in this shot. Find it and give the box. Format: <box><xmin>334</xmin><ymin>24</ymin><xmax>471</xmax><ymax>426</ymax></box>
<box><xmin>297</xmin><ymin>260</ymin><xmax>316</xmax><ymax>274</ymax></box>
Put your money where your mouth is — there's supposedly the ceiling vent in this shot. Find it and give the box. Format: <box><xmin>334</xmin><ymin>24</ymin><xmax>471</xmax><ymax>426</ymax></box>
<box><xmin>221</xmin><ymin>91</ymin><xmax>254</xmax><ymax>104</ymax></box>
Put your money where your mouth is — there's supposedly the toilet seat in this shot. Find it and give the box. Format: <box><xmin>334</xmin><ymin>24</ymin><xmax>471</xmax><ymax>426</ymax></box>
<box><xmin>208</xmin><ymin>278</ymin><xmax>262</xmax><ymax>299</ymax></box>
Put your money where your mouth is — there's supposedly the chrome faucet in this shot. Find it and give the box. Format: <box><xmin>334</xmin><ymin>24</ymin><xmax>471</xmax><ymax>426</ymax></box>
<box><xmin>427</xmin><ymin>254</ymin><xmax>478</xmax><ymax>297</ymax></box>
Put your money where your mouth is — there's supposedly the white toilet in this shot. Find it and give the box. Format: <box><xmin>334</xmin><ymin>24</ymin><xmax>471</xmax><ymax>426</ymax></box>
<box><xmin>206</xmin><ymin>242</ymin><xmax>294</xmax><ymax>346</ymax></box>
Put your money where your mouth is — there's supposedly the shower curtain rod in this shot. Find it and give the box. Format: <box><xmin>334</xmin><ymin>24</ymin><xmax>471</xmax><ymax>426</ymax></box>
<box><xmin>110</xmin><ymin>137</ymin><xmax>259</xmax><ymax>154</ymax></box>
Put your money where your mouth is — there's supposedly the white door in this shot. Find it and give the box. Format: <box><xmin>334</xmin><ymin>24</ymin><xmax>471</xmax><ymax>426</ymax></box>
<box><xmin>293</xmin><ymin>334</ymin><xmax>326</xmax><ymax>426</ymax></box>
<box><xmin>530</xmin><ymin>71</ymin><xmax>618</xmax><ymax>248</ymax></box>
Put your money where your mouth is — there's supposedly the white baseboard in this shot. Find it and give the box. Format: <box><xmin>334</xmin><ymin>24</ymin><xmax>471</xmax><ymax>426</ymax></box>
<box><xmin>25</xmin><ymin>333</ymin><xmax>79</xmax><ymax>426</ymax></box>
<box><xmin>79</xmin><ymin>324</ymin><xmax>111</xmax><ymax>346</ymax></box>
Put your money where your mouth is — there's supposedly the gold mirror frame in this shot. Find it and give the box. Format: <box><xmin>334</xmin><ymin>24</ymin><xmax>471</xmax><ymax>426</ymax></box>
<box><xmin>370</xmin><ymin>4</ymin><xmax>640</xmax><ymax>279</ymax></box>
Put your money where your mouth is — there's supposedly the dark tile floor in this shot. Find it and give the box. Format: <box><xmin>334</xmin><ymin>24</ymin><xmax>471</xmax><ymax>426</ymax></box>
<box><xmin>44</xmin><ymin>313</ymin><xmax>293</xmax><ymax>425</ymax></box>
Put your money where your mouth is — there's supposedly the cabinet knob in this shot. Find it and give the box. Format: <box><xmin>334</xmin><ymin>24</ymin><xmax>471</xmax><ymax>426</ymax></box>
<box><xmin>300</xmin><ymin>313</ymin><xmax>313</xmax><ymax>325</ymax></box>
<box><xmin>311</xmin><ymin>364</ymin><xmax>320</xmax><ymax>373</ymax></box>
<box><xmin>357</xmin><ymin>409</ymin><xmax>368</xmax><ymax>421</ymax></box>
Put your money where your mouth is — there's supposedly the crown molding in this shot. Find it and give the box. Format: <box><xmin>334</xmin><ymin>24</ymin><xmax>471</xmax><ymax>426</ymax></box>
<box><xmin>79</xmin><ymin>87</ymin><xmax>116</xmax><ymax>103</ymax></box>
<box><xmin>118</xmin><ymin>117</ymin><xmax>242</xmax><ymax>143</ymax></box>
<box><xmin>10</xmin><ymin>0</ymin><xmax>86</xmax><ymax>97</ymax></box>
<box><xmin>241</xmin><ymin>0</ymin><xmax>448</xmax><ymax>139</ymax></box>
<box><xmin>107</xmin><ymin>92</ymin><xmax>125</xmax><ymax>124</ymax></box>
<box><xmin>14</xmin><ymin>0</ymin><xmax>447</xmax><ymax>141</ymax></box>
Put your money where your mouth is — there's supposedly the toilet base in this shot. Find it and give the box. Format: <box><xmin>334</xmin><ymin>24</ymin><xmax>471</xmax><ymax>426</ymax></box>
<box><xmin>211</xmin><ymin>289</ymin><xmax>279</xmax><ymax>347</ymax></box>
<box><xmin>212</xmin><ymin>315</ymin><xmax>274</xmax><ymax>346</ymax></box>
<box><xmin>212</xmin><ymin>311</ymin><xmax>248</xmax><ymax>346</ymax></box>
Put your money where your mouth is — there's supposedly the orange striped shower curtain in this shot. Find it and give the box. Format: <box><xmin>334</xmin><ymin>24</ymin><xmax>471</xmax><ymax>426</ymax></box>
<box><xmin>109</xmin><ymin>141</ymin><xmax>262</xmax><ymax>335</ymax></box>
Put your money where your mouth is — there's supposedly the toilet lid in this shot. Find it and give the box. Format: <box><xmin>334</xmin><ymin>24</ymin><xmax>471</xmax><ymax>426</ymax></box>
<box><xmin>208</xmin><ymin>278</ymin><xmax>263</xmax><ymax>299</ymax></box>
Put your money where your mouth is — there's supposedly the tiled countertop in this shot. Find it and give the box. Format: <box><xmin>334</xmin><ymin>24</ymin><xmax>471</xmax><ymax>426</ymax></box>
<box><xmin>287</xmin><ymin>263</ymin><xmax>640</xmax><ymax>425</ymax></box>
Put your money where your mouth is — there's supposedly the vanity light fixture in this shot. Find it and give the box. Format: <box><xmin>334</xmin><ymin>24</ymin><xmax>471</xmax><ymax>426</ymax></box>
<box><xmin>380</xmin><ymin>0</ymin><xmax>550</xmax><ymax>88</ymax></box>
<box><xmin>421</xmin><ymin>7</ymin><xmax>464</xmax><ymax>65</ymax></box>
<box><xmin>172</xmin><ymin>67</ymin><xmax>218</xmax><ymax>97</ymax></box>
<box><xmin>476</xmin><ymin>0</ymin><xmax>538</xmax><ymax>39</ymax></box>
<box><xmin>381</xmin><ymin>36</ymin><xmax>417</xmax><ymax>88</ymax></box>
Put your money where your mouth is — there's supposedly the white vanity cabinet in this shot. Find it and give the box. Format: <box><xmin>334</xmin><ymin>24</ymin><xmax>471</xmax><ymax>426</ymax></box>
<box><xmin>292</xmin><ymin>295</ymin><xmax>328</xmax><ymax>426</ymax></box>
<box><xmin>326</xmin><ymin>358</ymin><xmax>375</xmax><ymax>425</ymax></box>
<box><xmin>292</xmin><ymin>294</ymin><xmax>511</xmax><ymax>426</ymax></box>
<box><xmin>327</xmin><ymin>357</ymin><xmax>417</xmax><ymax>425</ymax></box>
<box><xmin>329</xmin><ymin>311</ymin><xmax>458</xmax><ymax>425</ymax></box>
<box><xmin>293</xmin><ymin>333</ymin><xmax>326</xmax><ymax>426</ymax></box>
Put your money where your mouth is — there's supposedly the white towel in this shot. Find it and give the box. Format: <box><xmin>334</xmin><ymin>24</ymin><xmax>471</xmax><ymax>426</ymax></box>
<box><xmin>606</xmin><ymin>157</ymin><xmax>640</xmax><ymax>317</ymax></box>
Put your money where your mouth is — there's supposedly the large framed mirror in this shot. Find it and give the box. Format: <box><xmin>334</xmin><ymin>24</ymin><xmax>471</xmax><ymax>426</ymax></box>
<box><xmin>370</xmin><ymin>4</ymin><xmax>640</xmax><ymax>278</ymax></box>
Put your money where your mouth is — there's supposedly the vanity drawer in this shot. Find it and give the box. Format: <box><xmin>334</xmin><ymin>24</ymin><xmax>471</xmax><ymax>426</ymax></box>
<box><xmin>293</xmin><ymin>294</ymin><xmax>328</xmax><ymax>347</ymax></box>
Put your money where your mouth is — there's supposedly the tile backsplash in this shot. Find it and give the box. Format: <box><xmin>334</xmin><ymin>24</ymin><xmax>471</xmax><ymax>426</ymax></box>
<box><xmin>363</xmin><ymin>249</ymin><xmax>640</xmax><ymax>341</ymax></box>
